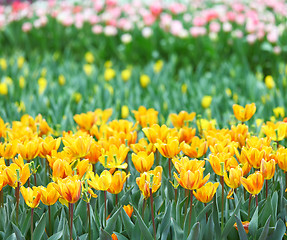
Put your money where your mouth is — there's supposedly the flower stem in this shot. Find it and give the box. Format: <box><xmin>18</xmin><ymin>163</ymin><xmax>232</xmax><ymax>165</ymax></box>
<box><xmin>104</xmin><ymin>191</ymin><xmax>107</xmax><ymax>227</ymax></box>
<box><xmin>31</xmin><ymin>208</ymin><xmax>34</xmax><ymax>240</ymax></box>
<box><xmin>204</xmin><ymin>203</ymin><xmax>208</xmax><ymax>223</ymax></box>
<box><xmin>150</xmin><ymin>188</ymin><xmax>156</xmax><ymax>240</ymax></box>
<box><xmin>248</xmin><ymin>193</ymin><xmax>252</xmax><ymax>221</ymax></box>
<box><xmin>87</xmin><ymin>202</ymin><xmax>91</xmax><ymax>240</ymax></box>
<box><xmin>168</xmin><ymin>158</ymin><xmax>171</xmax><ymax>179</ymax></box>
<box><xmin>255</xmin><ymin>194</ymin><xmax>258</xmax><ymax>208</ymax></box>
<box><xmin>142</xmin><ymin>198</ymin><xmax>146</xmax><ymax>219</ymax></box>
<box><xmin>48</xmin><ymin>205</ymin><xmax>51</xmax><ymax>236</ymax></box>
<box><xmin>175</xmin><ymin>188</ymin><xmax>177</xmax><ymax>203</ymax></box>
<box><xmin>220</xmin><ymin>175</ymin><xmax>224</xmax><ymax>232</ymax></box>
<box><xmin>0</xmin><ymin>190</ymin><xmax>3</xmax><ymax>208</ymax></box>
<box><xmin>115</xmin><ymin>194</ymin><xmax>118</xmax><ymax>206</ymax></box>
<box><xmin>265</xmin><ymin>180</ymin><xmax>268</xmax><ymax>199</ymax></box>
<box><xmin>34</xmin><ymin>173</ymin><xmax>37</xmax><ymax>186</ymax></box>
<box><xmin>155</xmin><ymin>149</ymin><xmax>159</xmax><ymax>166</ymax></box>
<box><xmin>15</xmin><ymin>181</ymin><xmax>20</xmax><ymax>225</ymax></box>
<box><xmin>189</xmin><ymin>190</ymin><xmax>194</xmax><ymax>234</ymax></box>
<box><xmin>69</xmin><ymin>203</ymin><xmax>74</xmax><ymax>240</ymax></box>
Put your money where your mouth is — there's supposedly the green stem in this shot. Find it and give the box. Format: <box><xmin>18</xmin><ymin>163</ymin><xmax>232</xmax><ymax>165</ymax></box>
<box><xmin>255</xmin><ymin>194</ymin><xmax>258</xmax><ymax>208</ymax></box>
<box><xmin>48</xmin><ymin>205</ymin><xmax>51</xmax><ymax>236</ymax></box>
<box><xmin>220</xmin><ymin>175</ymin><xmax>224</xmax><ymax>232</ymax></box>
<box><xmin>150</xmin><ymin>188</ymin><xmax>156</xmax><ymax>240</ymax></box>
<box><xmin>31</xmin><ymin>208</ymin><xmax>34</xmax><ymax>240</ymax></box>
<box><xmin>204</xmin><ymin>203</ymin><xmax>208</xmax><ymax>223</ymax></box>
<box><xmin>189</xmin><ymin>190</ymin><xmax>194</xmax><ymax>234</ymax></box>
<box><xmin>0</xmin><ymin>190</ymin><xmax>3</xmax><ymax>208</ymax></box>
<box><xmin>248</xmin><ymin>193</ymin><xmax>252</xmax><ymax>221</ymax></box>
<box><xmin>87</xmin><ymin>202</ymin><xmax>91</xmax><ymax>240</ymax></box>
<box><xmin>142</xmin><ymin>198</ymin><xmax>146</xmax><ymax>219</ymax></box>
<box><xmin>168</xmin><ymin>158</ymin><xmax>171</xmax><ymax>179</ymax></box>
<box><xmin>104</xmin><ymin>191</ymin><xmax>107</xmax><ymax>227</ymax></box>
<box><xmin>15</xmin><ymin>181</ymin><xmax>20</xmax><ymax>225</ymax></box>
<box><xmin>69</xmin><ymin>203</ymin><xmax>74</xmax><ymax>240</ymax></box>
<box><xmin>265</xmin><ymin>180</ymin><xmax>268</xmax><ymax>199</ymax></box>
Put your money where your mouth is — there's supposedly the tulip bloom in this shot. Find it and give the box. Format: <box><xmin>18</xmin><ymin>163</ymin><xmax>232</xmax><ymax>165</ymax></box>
<box><xmin>38</xmin><ymin>136</ymin><xmax>61</xmax><ymax>158</ymax></box>
<box><xmin>107</xmin><ymin>171</ymin><xmax>129</xmax><ymax>194</ymax></box>
<box><xmin>53</xmin><ymin>175</ymin><xmax>82</xmax><ymax>204</ymax></box>
<box><xmin>224</xmin><ymin>166</ymin><xmax>243</xmax><ymax>199</ymax></box>
<box><xmin>39</xmin><ymin>183</ymin><xmax>60</xmax><ymax>206</ymax></box>
<box><xmin>154</xmin><ymin>137</ymin><xmax>181</xmax><ymax>158</ymax></box>
<box><xmin>142</xmin><ymin>124</ymin><xmax>169</xmax><ymax>144</ymax></box>
<box><xmin>172</xmin><ymin>157</ymin><xmax>205</xmax><ymax>173</ymax></box>
<box><xmin>181</xmin><ymin>137</ymin><xmax>208</xmax><ymax>158</ymax></box>
<box><xmin>136</xmin><ymin>166</ymin><xmax>162</xmax><ymax>199</ymax></box>
<box><xmin>4</xmin><ymin>163</ymin><xmax>31</xmax><ymax>188</ymax></box>
<box><xmin>277</xmin><ymin>148</ymin><xmax>287</xmax><ymax>171</ymax></box>
<box><xmin>88</xmin><ymin>170</ymin><xmax>112</xmax><ymax>191</ymax></box>
<box><xmin>233</xmin><ymin>103</ymin><xmax>256</xmax><ymax>122</ymax></box>
<box><xmin>261</xmin><ymin>122</ymin><xmax>287</xmax><ymax>141</ymax></box>
<box><xmin>123</xmin><ymin>205</ymin><xmax>133</xmax><ymax>217</ymax></box>
<box><xmin>76</xmin><ymin>159</ymin><xmax>92</xmax><ymax>179</ymax></box>
<box><xmin>260</xmin><ymin>159</ymin><xmax>275</xmax><ymax>180</ymax></box>
<box><xmin>241</xmin><ymin>172</ymin><xmax>264</xmax><ymax>195</ymax></box>
<box><xmin>177</xmin><ymin>127</ymin><xmax>196</xmax><ymax>144</ymax></box>
<box><xmin>0</xmin><ymin>140</ymin><xmax>18</xmax><ymax>159</ymax></box>
<box><xmin>20</xmin><ymin>186</ymin><xmax>42</xmax><ymax>208</ymax></box>
<box><xmin>169</xmin><ymin>111</ymin><xmax>196</xmax><ymax>129</ymax></box>
<box><xmin>130</xmin><ymin>138</ymin><xmax>156</xmax><ymax>155</ymax></box>
<box><xmin>193</xmin><ymin>182</ymin><xmax>219</xmax><ymax>203</ymax></box>
<box><xmin>131</xmin><ymin>151</ymin><xmax>154</xmax><ymax>173</ymax></box>
<box><xmin>17</xmin><ymin>138</ymin><xmax>40</xmax><ymax>161</ymax></box>
<box><xmin>241</xmin><ymin>147</ymin><xmax>272</xmax><ymax>169</ymax></box>
<box><xmin>208</xmin><ymin>153</ymin><xmax>238</xmax><ymax>176</ymax></box>
<box><xmin>132</xmin><ymin>106</ymin><xmax>158</xmax><ymax>128</ymax></box>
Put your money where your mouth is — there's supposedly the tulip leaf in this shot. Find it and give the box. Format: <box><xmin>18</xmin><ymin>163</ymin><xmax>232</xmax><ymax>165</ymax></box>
<box><xmin>249</xmin><ymin>206</ymin><xmax>258</xmax><ymax>237</ymax></box>
<box><xmin>160</xmin><ymin>202</ymin><xmax>171</xmax><ymax>240</ymax></box>
<box><xmin>221</xmin><ymin>199</ymin><xmax>242</xmax><ymax>238</ymax></box>
<box><xmin>20</xmin><ymin>210</ymin><xmax>31</xmax><ymax>236</ymax></box>
<box><xmin>113</xmin><ymin>232</ymin><xmax>129</xmax><ymax>240</ymax></box>
<box><xmin>171</xmin><ymin>218</ymin><xmax>183</xmax><ymax>239</ymax></box>
<box><xmin>271</xmin><ymin>192</ymin><xmax>278</xmax><ymax>224</ymax></box>
<box><xmin>75</xmin><ymin>199</ymin><xmax>87</xmax><ymax>222</ymax></box>
<box><xmin>235</xmin><ymin>215</ymin><xmax>248</xmax><ymax>240</ymax></box>
<box><xmin>100</xmin><ymin>228</ymin><xmax>112</xmax><ymax>240</ymax></box>
<box><xmin>32</xmin><ymin>212</ymin><xmax>46</xmax><ymax>240</ymax></box>
<box><xmin>202</xmin><ymin>215</ymin><xmax>214</xmax><ymax>240</ymax></box>
<box><xmin>197</xmin><ymin>202</ymin><xmax>212</xmax><ymax>221</ymax></box>
<box><xmin>77</xmin><ymin>233</ymin><xmax>88</xmax><ymax>240</ymax></box>
<box><xmin>187</xmin><ymin>222</ymin><xmax>200</xmax><ymax>240</ymax></box>
<box><xmin>133</xmin><ymin>206</ymin><xmax>153</xmax><ymax>240</ymax></box>
<box><xmin>47</xmin><ymin>230</ymin><xmax>63</xmax><ymax>240</ymax></box>
<box><xmin>11</xmin><ymin>223</ymin><xmax>24</xmax><ymax>240</ymax></box>
<box><xmin>131</xmin><ymin>219</ymin><xmax>141</xmax><ymax>240</ymax></box>
<box><xmin>121</xmin><ymin>208</ymin><xmax>134</xmax><ymax>237</ymax></box>
<box><xmin>266</xmin><ymin>219</ymin><xmax>285</xmax><ymax>240</ymax></box>
<box><xmin>212</xmin><ymin>196</ymin><xmax>221</xmax><ymax>237</ymax></box>
<box><xmin>6</xmin><ymin>233</ymin><xmax>16</xmax><ymax>240</ymax></box>
<box><xmin>105</xmin><ymin>207</ymin><xmax>121</xmax><ymax>234</ymax></box>
<box><xmin>258</xmin><ymin>215</ymin><xmax>271</xmax><ymax>240</ymax></box>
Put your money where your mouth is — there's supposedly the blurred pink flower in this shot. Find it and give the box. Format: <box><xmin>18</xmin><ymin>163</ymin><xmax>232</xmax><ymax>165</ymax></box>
<box><xmin>150</xmin><ymin>2</ymin><xmax>162</xmax><ymax>16</ymax></box>
<box><xmin>92</xmin><ymin>25</ymin><xmax>103</xmax><ymax>34</ymax></box>
<box><xmin>22</xmin><ymin>22</ymin><xmax>32</xmax><ymax>32</ymax></box>
<box><xmin>209</xmin><ymin>22</ymin><xmax>220</xmax><ymax>33</ymax></box>
<box><xmin>104</xmin><ymin>25</ymin><xmax>117</xmax><ymax>36</ymax></box>
<box><xmin>169</xmin><ymin>3</ymin><xmax>186</xmax><ymax>15</ymax></box>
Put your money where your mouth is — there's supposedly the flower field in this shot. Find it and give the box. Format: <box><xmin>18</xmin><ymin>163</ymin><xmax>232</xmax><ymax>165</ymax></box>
<box><xmin>0</xmin><ymin>0</ymin><xmax>287</xmax><ymax>239</ymax></box>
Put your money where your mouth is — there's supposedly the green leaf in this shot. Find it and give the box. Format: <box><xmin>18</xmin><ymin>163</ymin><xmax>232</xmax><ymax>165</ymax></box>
<box><xmin>133</xmin><ymin>205</ymin><xmax>153</xmax><ymax>240</ymax></box>
<box><xmin>197</xmin><ymin>202</ymin><xmax>212</xmax><ymax>221</ymax></box>
<box><xmin>187</xmin><ymin>222</ymin><xmax>200</xmax><ymax>240</ymax></box>
<box><xmin>171</xmin><ymin>218</ymin><xmax>183</xmax><ymax>239</ymax></box>
<box><xmin>75</xmin><ymin>199</ymin><xmax>87</xmax><ymax>223</ymax></box>
<box><xmin>11</xmin><ymin>223</ymin><xmax>24</xmax><ymax>240</ymax></box>
<box><xmin>105</xmin><ymin>207</ymin><xmax>121</xmax><ymax>234</ymax></box>
<box><xmin>32</xmin><ymin>213</ymin><xmax>46</xmax><ymax>240</ymax></box>
<box><xmin>249</xmin><ymin>206</ymin><xmax>258</xmax><ymax>237</ymax></box>
<box><xmin>267</xmin><ymin>219</ymin><xmax>285</xmax><ymax>240</ymax></box>
<box><xmin>6</xmin><ymin>233</ymin><xmax>16</xmax><ymax>240</ymax></box>
<box><xmin>212</xmin><ymin>196</ymin><xmax>221</xmax><ymax>238</ymax></box>
<box><xmin>114</xmin><ymin>232</ymin><xmax>129</xmax><ymax>240</ymax></box>
<box><xmin>121</xmin><ymin>208</ymin><xmax>134</xmax><ymax>237</ymax></box>
<box><xmin>100</xmin><ymin>228</ymin><xmax>112</xmax><ymax>240</ymax></box>
<box><xmin>77</xmin><ymin>233</ymin><xmax>88</xmax><ymax>240</ymax></box>
<box><xmin>160</xmin><ymin>202</ymin><xmax>171</xmax><ymax>239</ymax></box>
<box><xmin>271</xmin><ymin>192</ymin><xmax>278</xmax><ymax>224</ymax></box>
<box><xmin>47</xmin><ymin>231</ymin><xmax>63</xmax><ymax>240</ymax></box>
<box><xmin>235</xmin><ymin>216</ymin><xmax>248</xmax><ymax>240</ymax></box>
<box><xmin>258</xmin><ymin>216</ymin><xmax>271</xmax><ymax>240</ymax></box>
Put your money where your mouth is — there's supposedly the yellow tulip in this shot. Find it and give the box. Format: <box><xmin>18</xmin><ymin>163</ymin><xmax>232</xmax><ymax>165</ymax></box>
<box><xmin>181</xmin><ymin>137</ymin><xmax>208</xmax><ymax>158</ymax></box>
<box><xmin>193</xmin><ymin>182</ymin><xmax>219</xmax><ymax>203</ymax></box>
<box><xmin>131</xmin><ymin>151</ymin><xmax>154</xmax><ymax>173</ymax></box>
<box><xmin>201</xmin><ymin>96</ymin><xmax>212</xmax><ymax>109</ymax></box>
<box><xmin>107</xmin><ymin>171</ymin><xmax>129</xmax><ymax>194</ymax></box>
<box><xmin>155</xmin><ymin>137</ymin><xmax>181</xmax><ymax>158</ymax></box>
<box><xmin>20</xmin><ymin>186</ymin><xmax>42</xmax><ymax>208</ymax></box>
<box><xmin>88</xmin><ymin>170</ymin><xmax>112</xmax><ymax>191</ymax></box>
<box><xmin>260</xmin><ymin>159</ymin><xmax>275</xmax><ymax>180</ymax></box>
<box><xmin>132</xmin><ymin>106</ymin><xmax>158</xmax><ymax>128</ymax></box>
<box><xmin>169</xmin><ymin>111</ymin><xmax>196</xmax><ymax>129</ymax></box>
<box><xmin>39</xmin><ymin>183</ymin><xmax>60</xmax><ymax>206</ymax></box>
<box><xmin>241</xmin><ymin>171</ymin><xmax>264</xmax><ymax>195</ymax></box>
<box><xmin>232</xmin><ymin>103</ymin><xmax>256</xmax><ymax>122</ymax></box>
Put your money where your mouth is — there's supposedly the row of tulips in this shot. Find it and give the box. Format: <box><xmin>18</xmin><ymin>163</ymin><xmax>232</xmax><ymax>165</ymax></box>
<box><xmin>0</xmin><ymin>103</ymin><xmax>287</xmax><ymax>239</ymax></box>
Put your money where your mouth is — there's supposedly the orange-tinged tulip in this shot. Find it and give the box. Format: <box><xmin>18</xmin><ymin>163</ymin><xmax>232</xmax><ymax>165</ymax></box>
<box><xmin>172</xmin><ymin>157</ymin><xmax>205</xmax><ymax>173</ymax></box>
<box><xmin>20</xmin><ymin>186</ymin><xmax>42</xmax><ymax>208</ymax></box>
<box><xmin>209</xmin><ymin>141</ymin><xmax>238</xmax><ymax>156</ymax></box>
<box><xmin>241</xmin><ymin>147</ymin><xmax>272</xmax><ymax>169</ymax></box>
<box><xmin>246</xmin><ymin>136</ymin><xmax>271</xmax><ymax>149</ymax></box>
<box><xmin>193</xmin><ymin>182</ymin><xmax>219</xmax><ymax>203</ymax></box>
<box><xmin>0</xmin><ymin>173</ymin><xmax>6</xmax><ymax>191</ymax></box>
<box><xmin>107</xmin><ymin>171</ymin><xmax>129</xmax><ymax>194</ymax></box>
<box><xmin>17</xmin><ymin>138</ymin><xmax>40</xmax><ymax>161</ymax></box>
<box><xmin>142</xmin><ymin>124</ymin><xmax>170</xmax><ymax>144</ymax></box>
<box><xmin>181</xmin><ymin>137</ymin><xmax>208</xmax><ymax>158</ymax></box>
<box><xmin>136</xmin><ymin>166</ymin><xmax>162</xmax><ymax>199</ymax></box>
<box><xmin>132</xmin><ymin>106</ymin><xmax>158</xmax><ymax>128</ymax></box>
<box><xmin>39</xmin><ymin>183</ymin><xmax>60</xmax><ymax>206</ymax></box>
<box><xmin>4</xmin><ymin>163</ymin><xmax>31</xmax><ymax>188</ymax></box>
<box><xmin>123</xmin><ymin>205</ymin><xmax>133</xmax><ymax>217</ymax></box>
<box><xmin>204</xmin><ymin>129</ymin><xmax>232</xmax><ymax>148</ymax></box>
<box><xmin>155</xmin><ymin>137</ymin><xmax>181</xmax><ymax>158</ymax></box>
<box><xmin>131</xmin><ymin>151</ymin><xmax>154</xmax><ymax>173</ymax></box>
<box><xmin>262</xmin><ymin>121</ymin><xmax>287</xmax><ymax>141</ymax></box>
<box><xmin>0</xmin><ymin>140</ymin><xmax>18</xmax><ymax>159</ymax></box>
<box><xmin>224</xmin><ymin>166</ymin><xmax>243</xmax><ymax>189</ymax></box>
<box><xmin>88</xmin><ymin>170</ymin><xmax>112</xmax><ymax>191</ymax></box>
<box><xmin>276</xmin><ymin>148</ymin><xmax>287</xmax><ymax>171</ymax></box>
<box><xmin>0</xmin><ymin>117</ymin><xmax>8</xmax><ymax>139</ymax></box>
<box><xmin>35</xmin><ymin>114</ymin><xmax>53</xmax><ymax>137</ymax></box>
<box><xmin>174</xmin><ymin>168</ymin><xmax>210</xmax><ymax>190</ymax></box>
<box><xmin>85</xmin><ymin>141</ymin><xmax>102</xmax><ymax>164</ymax></box>
<box><xmin>233</xmin><ymin>103</ymin><xmax>256</xmax><ymax>122</ymax></box>
<box><xmin>73</xmin><ymin>111</ymin><xmax>98</xmax><ymax>131</ymax></box>
<box><xmin>39</xmin><ymin>136</ymin><xmax>61</xmax><ymax>158</ymax></box>
<box><xmin>234</xmin><ymin>221</ymin><xmax>249</xmax><ymax>234</ymax></box>
<box><xmin>169</xmin><ymin>111</ymin><xmax>196</xmax><ymax>128</ymax></box>
<box><xmin>260</xmin><ymin>159</ymin><xmax>275</xmax><ymax>180</ymax></box>
<box><xmin>111</xmin><ymin>233</ymin><xmax>118</xmax><ymax>240</ymax></box>
<box><xmin>208</xmin><ymin>153</ymin><xmax>238</xmax><ymax>176</ymax></box>
<box><xmin>52</xmin><ymin>159</ymin><xmax>73</xmax><ymax>180</ymax></box>
<box><xmin>241</xmin><ymin>171</ymin><xmax>264</xmax><ymax>195</ymax></box>
<box><xmin>63</xmin><ymin>134</ymin><xmax>93</xmax><ymax>159</ymax></box>
<box><xmin>98</xmin><ymin>144</ymin><xmax>129</xmax><ymax>169</ymax></box>
<box><xmin>53</xmin><ymin>175</ymin><xmax>82</xmax><ymax>204</ymax></box>
<box><xmin>230</xmin><ymin>124</ymin><xmax>249</xmax><ymax>148</ymax></box>
<box><xmin>130</xmin><ymin>138</ymin><xmax>156</xmax><ymax>155</ymax></box>
<box><xmin>76</xmin><ymin>159</ymin><xmax>92</xmax><ymax>179</ymax></box>
<box><xmin>177</xmin><ymin>127</ymin><xmax>196</xmax><ymax>144</ymax></box>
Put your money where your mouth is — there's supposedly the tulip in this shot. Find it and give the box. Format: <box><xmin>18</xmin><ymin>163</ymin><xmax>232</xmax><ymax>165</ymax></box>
<box><xmin>123</xmin><ymin>205</ymin><xmax>133</xmax><ymax>218</ymax></box>
<box><xmin>232</xmin><ymin>103</ymin><xmax>256</xmax><ymax>122</ymax></box>
<box><xmin>17</xmin><ymin>138</ymin><xmax>40</xmax><ymax>161</ymax></box>
<box><xmin>131</xmin><ymin>151</ymin><xmax>154</xmax><ymax>173</ymax></box>
<box><xmin>169</xmin><ymin>111</ymin><xmax>196</xmax><ymax>129</ymax></box>
<box><xmin>107</xmin><ymin>171</ymin><xmax>129</xmax><ymax>195</ymax></box>
<box><xmin>172</xmin><ymin>156</ymin><xmax>205</xmax><ymax>173</ymax></box>
<box><xmin>241</xmin><ymin>171</ymin><xmax>264</xmax><ymax>196</ymax></box>
<box><xmin>260</xmin><ymin>159</ymin><xmax>276</xmax><ymax>198</ymax></box>
<box><xmin>38</xmin><ymin>136</ymin><xmax>61</xmax><ymax>158</ymax></box>
<box><xmin>177</xmin><ymin>127</ymin><xmax>196</xmax><ymax>144</ymax></box>
<box><xmin>181</xmin><ymin>137</ymin><xmax>208</xmax><ymax>158</ymax></box>
<box><xmin>130</xmin><ymin>138</ymin><xmax>156</xmax><ymax>155</ymax></box>
<box><xmin>142</xmin><ymin>124</ymin><xmax>169</xmax><ymax>144</ymax></box>
<box><xmin>0</xmin><ymin>140</ymin><xmax>18</xmax><ymax>162</ymax></box>
<box><xmin>262</xmin><ymin>121</ymin><xmax>287</xmax><ymax>142</ymax></box>
<box><xmin>193</xmin><ymin>182</ymin><xmax>219</xmax><ymax>203</ymax></box>
<box><xmin>132</xmin><ymin>106</ymin><xmax>158</xmax><ymax>128</ymax></box>
<box><xmin>208</xmin><ymin>153</ymin><xmax>238</xmax><ymax>176</ymax></box>
<box><xmin>224</xmin><ymin>166</ymin><xmax>243</xmax><ymax>199</ymax></box>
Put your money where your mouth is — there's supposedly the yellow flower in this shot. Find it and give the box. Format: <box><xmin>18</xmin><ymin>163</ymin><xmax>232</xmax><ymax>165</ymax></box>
<box><xmin>155</xmin><ymin>137</ymin><xmax>181</xmax><ymax>158</ymax></box>
<box><xmin>132</xmin><ymin>151</ymin><xmax>154</xmax><ymax>173</ymax></box>
<box><xmin>19</xmin><ymin>76</ymin><xmax>25</xmax><ymax>89</ymax></box>
<box><xmin>20</xmin><ymin>186</ymin><xmax>42</xmax><ymax>208</ymax></box>
<box><xmin>181</xmin><ymin>84</ymin><xmax>187</xmax><ymax>94</ymax></box>
<box><xmin>224</xmin><ymin>166</ymin><xmax>243</xmax><ymax>189</ymax></box>
<box><xmin>133</xmin><ymin>106</ymin><xmax>158</xmax><ymax>128</ymax></box>
<box><xmin>83</xmin><ymin>64</ymin><xmax>93</xmax><ymax>76</ymax></box>
<box><xmin>232</xmin><ymin>103</ymin><xmax>256</xmax><ymax>122</ymax></box>
<box><xmin>0</xmin><ymin>58</ymin><xmax>7</xmax><ymax>70</ymax></box>
<box><xmin>261</xmin><ymin>121</ymin><xmax>287</xmax><ymax>141</ymax></box>
<box><xmin>0</xmin><ymin>140</ymin><xmax>18</xmax><ymax>159</ymax></box>
<box><xmin>39</xmin><ymin>182</ymin><xmax>60</xmax><ymax>206</ymax></box>
<box><xmin>241</xmin><ymin>146</ymin><xmax>272</xmax><ymax>169</ymax></box>
<box><xmin>121</xmin><ymin>105</ymin><xmax>129</xmax><ymax>119</ymax></box>
<box><xmin>17</xmin><ymin>56</ymin><xmax>25</xmax><ymax>69</ymax></box>
<box><xmin>88</xmin><ymin>170</ymin><xmax>112</xmax><ymax>191</ymax></box>
<box><xmin>208</xmin><ymin>152</ymin><xmax>238</xmax><ymax>176</ymax></box>
<box><xmin>38</xmin><ymin>77</ymin><xmax>47</xmax><ymax>95</ymax></box>
<box><xmin>273</xmin><ymin>107</ymin><xmax>285</xmax><ymax>118</ymax></box>
<box><xmin>234</xmin><ymin>221</ymin><xmax>249</xmax><ymax>234</ymax></box>
<box><xmin>136</xmin><ymin>166</ymin><xmax>162</xmax><ymax>199</ymax></box>
<box><xmin>4</xmin><ymin>163</ymin><xmax>31</xmax><ymax>188</ymax></box>
<box><xmin>153</xmin><ymin>60</ymin><xmax>164</xmax><ymax>73</ymax></box>
<box><xmin>265</xmin><ymin>75</ymin><xmax>275</xmax><ymax>89</ymax></box>
<box><xmin>104</xmin><ymin>60</ymin><xmax>113</xmax><ymax>68</ymax></box>
<box><xmin>225</xmin><ymin>88</ymin><xmax>232</xmax><ymax>97</ymax></box>
<box><xmin>233</xmin><ymin>93</ymin><xmax>239</xmax><ymax>103</ymax></box>
<box><xmin>169</xmin><ymin>111</ymin><xmax>196</xmax><ymax>129</ymax></box>
<box><xmin>172</xmin><ymin>157</ymin><xmax>205</xmax><ymax>173</ymax></box>
<box><xmin>181</xmin><ymin>137</ymin><xmax>208</xmax><ymax>158</ymax></box>
<box><xmin>121</xmin><ymin>69</ymin><xmax>132</xmax><ymax>82</ymax></box>
<box><xmin>277</xmin><ymin>148</ymin><xmax>287</xmax><ymax>172</ymax></box>
<box><xmin>201</xmin><ymin>96</ymin><xmax>212</xmax><ymax>109</ymax></box>
<box><xmin>85</xmin><ymin>52</ymin><xmax>94</xmax><ymax>63</ymax></box>
<box><xmin>260</xmin><ymin>159</ymin><xmax>275</xmax><ymax>180</ymax></box>
<box><xmin>140</xmin><ymin>74</ymin><xmax>150</xmax><ymax>88</ymax></box>
<box><xmin>193</xmin><ymin>182</ymin><xmax>219</xmax><ymax>203</ymax></box>
<box><xmin>241</xmin><ymin>171</ymin><xmax>264</xmax><ymax>195</ymax></box>
<box><xmin>107</xmin><ymin>171</ymin><xmax>129</xmax><ymax>194</ymax></box>
<box><xmin>73</xmin><ymin>92</ymin><xmax>82</xmax><ymax>103</ymax></box>
<box><xmin>0</xmin><ymin>82</ymin><xmax>8</xmax><ymax>95</ymax></box>
<box><xmin>104</xmin><ymin>68</ymin><xmax>116</xmax><ymax>81</ymax></box>
<box><xmin>123</xmin><ymin>205</ymin><xmax>133</xmax><ymax>217</ymax></box>
<box><xmin>17</xmin><ymin>138</ymin><xmax>40</xmax><ymax>161</ymax></box>
<box><xmin>58</xmin><ymin>74</ymin><xmax>66</xmax><ymax>86</ymax></box>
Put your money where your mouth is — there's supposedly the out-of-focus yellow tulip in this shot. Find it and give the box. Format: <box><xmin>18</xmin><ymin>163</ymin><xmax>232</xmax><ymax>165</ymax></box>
<box><xmin>132</xmin><ymin>106</ymin><xmax>158</xmax><ymax>128</ymax></box>
<box><xmin>169</xmin><ymin>111</ymin><xmax>196</xmax><ymax>129</ymax></box>
<box><xmin>193</xmin><ymin>182</ymin><xmax>219</xmax><ymax>203</ymax></box>
<box><xmin>0</xmin><ymin>140</ymin><xmax>18</xmax><ymax>159</ymax></box>
<box><xmin>131</xmin><ymin>151</ymin><xmax>154</xmax><ymax>173</ymax></box>
<box><xmin>142</xmin><ymin>124</ymin><xmax>170</xmax><ymax>144</ymax></box>
<box><xmin>260</xmin><ymin>159</ymin><xmax>275</xmax><ymax>180</ymax></box>
<box><xmin>261</xmin><ymin>121</ymin><xmax>287</xmax><ymax>141</ymax></box>
<box><xmin>241</xmin><ymin>171</ymin><xmax>264</xmax><ymax>195</ymax></box>
<box><xmin>232</xmin><ymin>103</ymin><xmax>256</xmax><ymax>122</ymax></box>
